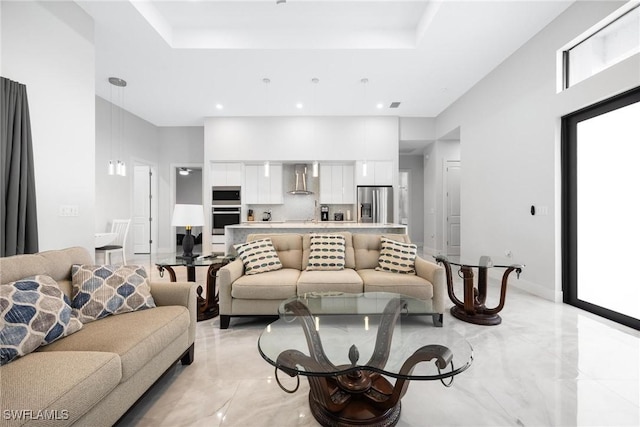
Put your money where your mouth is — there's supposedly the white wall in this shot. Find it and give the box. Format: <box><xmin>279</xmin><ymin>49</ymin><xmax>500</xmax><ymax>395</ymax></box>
<box><xmin>399</xmin><ymin>117</ymin><xmax>436</xmax><ymax>141</ymax></box>
<box><xmin>205</xmin><ymin>116</ymin><xmax>398</xmax><ymax>162</ymax></box>
<box><xmin>1</xmin><ymin>2</ymin><xmax>95</xmax><ymax>253</ymax></box>
<box><xmin>399</xmin><ymin>155</ymin><xmax>425</xmax><ymax>246</ymax></box>
<box><xmin>435</xmin><ymin>0</ymin><xmax>639</xmax><ymax>300</ymax></box>
<box><xmin>96</xmin><ymin>97</ymin><xmax>204</xmax><ymax>255</ymax></box>
<box><xmin>95</xmin><ymin>96</ymin><xmax>158</xmax><ymax>258</ymax></box>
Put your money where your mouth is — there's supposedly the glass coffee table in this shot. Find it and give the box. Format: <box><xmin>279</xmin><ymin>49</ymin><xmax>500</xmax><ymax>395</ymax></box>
<box><xmin>434</xmin><ymin>255</ymin><xmax>524</xmax><ymax>325</ymax></box>
<box><xmin>258</xmin><ymin>292</ymin><xmax>473</xmax><ymax>427</ymax></box>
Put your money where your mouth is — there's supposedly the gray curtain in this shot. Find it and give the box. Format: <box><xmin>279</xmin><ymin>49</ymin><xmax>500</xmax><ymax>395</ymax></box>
<box><xmin>1</xmin><ymin>77</ymin><xmax>38</xmax><ymax>256</ymax></box>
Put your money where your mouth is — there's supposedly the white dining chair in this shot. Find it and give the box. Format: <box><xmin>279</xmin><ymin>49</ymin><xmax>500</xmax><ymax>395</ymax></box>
<box><xmin>95</xmin><ymin>219</ymin><xmax>131</xmax><ymax>265</ymax></box>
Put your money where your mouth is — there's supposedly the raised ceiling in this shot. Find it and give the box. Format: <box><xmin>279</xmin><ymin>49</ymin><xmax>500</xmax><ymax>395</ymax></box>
<box><xmin>78</xmin><ymin>0</ymin><xmax>574</xmax><ymax>127</ymax></box>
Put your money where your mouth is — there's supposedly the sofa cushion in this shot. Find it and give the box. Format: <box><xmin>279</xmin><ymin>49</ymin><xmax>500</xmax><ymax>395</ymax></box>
<box><xmin>297</xmin><ymin>269</ymin><xmax>364</xmax><ymax>295</ymax></box>
<box><xmin>359</xmin><ymin>269</ymin><xmax>434</xmax><ymax>300</ymax></box>
<box><xmin>71</xmin><ymin>265</ymin><xmax>156</xmax><ymax>324</ymax></box>
<box><xmin>234</xmin><ymin>238</ymin><xmax>283</xmax><ymax>275</ymax></box>
<box><xmin>375</xmin><ymin>237</ymin><xmax>417</xmax><ymax>274</ymax></box>
<box><xmin>0</xmin><ymin>351</ymin><xmax>121</xmax><ymax>427</ymax></box>
<box><xmin>38</xmin><ymin>306</ymin><xmax>189</xmax><ymax>382</ymax></box>
<box><xmin>231</xmin><ymin>268</ymin><xmax>300</xmax><ymax>300</ymax></box>
<box><xmin>247</xmin><ymin>234</ymin><xmax>303</xmax><ymax>270</ymax></box>
<box><xmin>0</xmin><ymin>247</ymin><xmax>93</xmax><ymax>299</ymax></box>
<box><xmin>302</xmin><ymin>232</ymin><xmax>355</xmax><ymax>269</ymax></box>
<box><xmin>353</xmin><ymin>234</ymin><xmax>412</xmax><ymax>270</ymax></box>
<box><xmin>305</xmin><ymin>234</ymin><xmax>346</xmax><ymax>271</ymax></box>
<box><xmin>1</xmin><ymin>275</ymin><xmax>83</xmax><ymax>366</ymax></box>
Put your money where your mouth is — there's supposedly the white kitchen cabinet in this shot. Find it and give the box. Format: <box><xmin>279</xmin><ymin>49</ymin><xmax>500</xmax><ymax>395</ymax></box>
<box><xmin>210</xmin><ymin>162</ymin><xmax>242</xmax><ymax>186</ymax></box>
<box><xmin>245</xmin><ymin>163</ymin><xmax>283</xmax><ymax>204</ymax></box>
<box><xmin>320</xmin><ymin>164</ymin><xmax>355</xmax><ymax>204</ymax></box>
<box><xmin>355</xmin><ymin>160</ymin><xmax>393</xmax><ymax>186</ymax></box>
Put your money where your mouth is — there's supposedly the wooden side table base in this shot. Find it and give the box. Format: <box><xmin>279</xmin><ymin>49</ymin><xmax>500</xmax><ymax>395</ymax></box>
<box><xmin>450</xmin><ymin>306</ymin><xmax>501</xmax><ymax>326</ymax></box>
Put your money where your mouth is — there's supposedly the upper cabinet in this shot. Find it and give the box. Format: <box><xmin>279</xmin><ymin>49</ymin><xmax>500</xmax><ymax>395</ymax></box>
<box><xmin>355</xmin><ymin>160</ymin><xmax>393</xmax><ymax>186</ymax></box>
<box><xmin>211</xmin><ymin>162</ymin><xmax>242</xmax><ymax>186</ymax></box>
<box><xmin>320</xmin><ymin>164</ymin><xmax>355</xmax><ymax>204</ymax></box>
<box><xmin>244</xmin><ymin>163</ymin><xmax>283</xmax><ymax>204</ymax></box>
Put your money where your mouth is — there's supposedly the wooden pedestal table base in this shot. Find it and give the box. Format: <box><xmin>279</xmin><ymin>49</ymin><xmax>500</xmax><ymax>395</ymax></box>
<box><xmin>273</xmin><ymin>299</ymin><xmax>456</xmax><ymax>427</ymax></box>
<box><xmin>156</xmin><ymin>258</ymin><xmax>230</xmax><ymax>321</ymax></box>
<box><xmin>435</xmin><ymin>256</ymin><xmax>524</xmax><ymax>326</ymax></box>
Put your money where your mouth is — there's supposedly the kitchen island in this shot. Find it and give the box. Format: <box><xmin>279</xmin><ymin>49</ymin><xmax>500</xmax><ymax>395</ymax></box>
<box><xmin>223</xmin><ymin>221</ymin><xmax>407</xmax><ymax>255</ymax></box>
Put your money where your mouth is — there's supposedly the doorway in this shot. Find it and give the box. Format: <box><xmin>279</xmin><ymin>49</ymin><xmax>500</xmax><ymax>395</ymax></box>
<box><xmin>174</xmin><ymin>167</ymin><xmax>203</xmax><ymax>253</ymax></box>
<box><xmin>133</xmin><ymin>164</ymin><xmax>158</xmax><ymax>254</ymax></box>
<box><xmin>444</xmin><ymin>160</ymin><xmax>461</xmax><ymax>256</ymax></box>
<box><xmin>562</xmin><ymin>86</ymin><xmax>640</xmax><ymax>330</ymax></box>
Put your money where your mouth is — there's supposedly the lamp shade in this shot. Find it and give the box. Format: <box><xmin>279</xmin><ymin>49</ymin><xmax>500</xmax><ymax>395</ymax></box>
<box><xmin>171</xmin><ymin>204</ymin><xmax>205</xmax><ymax>227</ymax></box>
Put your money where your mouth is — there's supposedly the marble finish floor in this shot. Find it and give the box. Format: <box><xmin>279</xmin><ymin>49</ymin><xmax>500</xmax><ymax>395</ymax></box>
<box><xmin>117</xmin><ymin>254</ymin><xmax>640</xmax><ymax>426</ymax></box>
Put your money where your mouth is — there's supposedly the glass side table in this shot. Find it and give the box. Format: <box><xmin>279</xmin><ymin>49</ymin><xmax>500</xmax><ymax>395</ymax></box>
<box><xmin>434</xmin><ymin>255</ymin><xmax>524</xmax><ymax>325</ymax></box>
<box><xmin>155</xmin><ymin>255</ymin><xmax>233</xmax><ymax>321</ymax></box>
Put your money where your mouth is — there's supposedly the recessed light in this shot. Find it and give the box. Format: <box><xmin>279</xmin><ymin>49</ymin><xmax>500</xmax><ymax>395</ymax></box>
<box><xmin>215</xmin><ymin>104</ymin><xmax>223</xmax><ymax>110</ymax></box>
<box><xmin>296</xmin><ymin>103</ymin><xmax>304</xmax><ymax>109</ymax></box>
<box><xmin>376</xmin><ymin>103</ymin><xmax>384</xmax><ymax>109</ymax></box>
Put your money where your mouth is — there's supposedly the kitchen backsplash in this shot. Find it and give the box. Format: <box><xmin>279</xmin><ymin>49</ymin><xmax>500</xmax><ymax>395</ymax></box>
<box><xmin>247</xmin><ymin>164</ymin><xmax>355</xmax><ymax>222</ymax></box>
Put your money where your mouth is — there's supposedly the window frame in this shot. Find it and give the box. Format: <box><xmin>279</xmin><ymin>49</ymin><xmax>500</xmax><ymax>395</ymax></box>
<box><xmin>561</xmin><ymin>85</ymin><xmax>640</xmax><ymax>330</ymax></box>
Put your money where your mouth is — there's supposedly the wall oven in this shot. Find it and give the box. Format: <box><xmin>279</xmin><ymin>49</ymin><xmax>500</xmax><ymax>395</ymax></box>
<box><xmin>212</xmin><ymin>206</ymin><xmax>241</xmax><ymax>235</ymax></box>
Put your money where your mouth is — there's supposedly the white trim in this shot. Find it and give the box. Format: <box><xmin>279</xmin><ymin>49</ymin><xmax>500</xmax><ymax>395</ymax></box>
<box><xmin>131</xmin><ymin>158</ymin><xmax>159</xmax><ymax>256</ymax></box>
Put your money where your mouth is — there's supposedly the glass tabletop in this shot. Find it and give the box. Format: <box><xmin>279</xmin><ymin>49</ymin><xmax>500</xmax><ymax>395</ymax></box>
<box><xmin>259</xmin><ymin>293</ymin><xmax>473</xmax><ymax>381</ymax></box>
<box><xmin>434</xmin><ymin>254</ymin><xmax>524</xmax><ymax>269</ymax></box>
<box><xmin>155</xmin><ymin>255</ymin><xmax>232</xmax><ymax>267</ymax></box>
<box><xmin>279</xmin><ymin>292</ymin><xmax>434</xmax><ymax>316</ymax></box>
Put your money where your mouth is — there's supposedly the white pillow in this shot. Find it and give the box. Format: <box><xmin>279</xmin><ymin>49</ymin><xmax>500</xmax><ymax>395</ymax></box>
<box><xmin>375</xmin><ymin>237</ymin><xmax>417</xmax><ymax>274</ymax></box>
<box><xmin>234</xmin><ymin>238</ymin><xmax>283</xmax><ymax>275</ymax></box>
<box><xmin>306</xmin><ymin>234</ymin><xmax>346</xmax><ymax>271</ymax></box>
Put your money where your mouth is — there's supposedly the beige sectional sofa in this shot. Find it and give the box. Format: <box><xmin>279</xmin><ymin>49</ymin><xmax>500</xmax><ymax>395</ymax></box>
<box><xmin>0</xmin><ymin>247</ymin><xmax>197</xmax><ymax>427</ymax></box>
<box><xmin>218</xmin><ymin>232</ymin><xmax>445</xmax><ymax>329</ymax></box>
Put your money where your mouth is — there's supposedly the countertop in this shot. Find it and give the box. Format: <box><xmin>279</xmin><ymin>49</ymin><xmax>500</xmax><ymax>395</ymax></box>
<box><xmin>227</xmin><ymin>221</ymin><xmax>407</xmax><ymax>229</ymax></box>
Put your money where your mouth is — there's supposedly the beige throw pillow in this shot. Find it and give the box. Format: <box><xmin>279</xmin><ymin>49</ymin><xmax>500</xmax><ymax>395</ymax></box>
<box><xmin>234</xmin><ymin>238</ymin><xmax>283</xmax><ymax>275</ymax></box>
<box><xmin>306</xmin><ymin>234</ymin><xmax>346</xmax><ymax>271</ymax></box>
<box><xmin>71</xmin><ymin>265</ymin><xmax>156</xmax><ymax>324</ymax></box>
<box><xmin>375</xmin><ymin>237</ymin><xmax>417</xmax><ymax>274</ymax></box>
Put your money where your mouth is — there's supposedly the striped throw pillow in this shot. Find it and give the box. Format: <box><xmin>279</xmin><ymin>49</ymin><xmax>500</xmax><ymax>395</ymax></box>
<box><xmin>375</xmin><ymin>237</ymin><xmax>417</xmax><ymax>274</ymax></box>
<box><xmin>234</xmin><ymin>238</ymin><xmax>282</xmax><ymax>275</ymax></box>
<box><xmin>306</xmin><ymin>234</ymin><xmax>346</xmax><ymax>271</ymax></box>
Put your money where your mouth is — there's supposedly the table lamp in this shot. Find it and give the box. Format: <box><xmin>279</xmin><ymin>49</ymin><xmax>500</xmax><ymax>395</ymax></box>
<box><xmin>171</xmin><ymin>204</ymin><xmax>205</xmax><ymax>260</ymax></box>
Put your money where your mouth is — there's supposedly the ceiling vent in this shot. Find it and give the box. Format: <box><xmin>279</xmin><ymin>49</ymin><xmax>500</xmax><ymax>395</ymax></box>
<box><xmin>389</xmin><ymin>102</ymin><xmax>401</xmax><ymax>108</ymax></box>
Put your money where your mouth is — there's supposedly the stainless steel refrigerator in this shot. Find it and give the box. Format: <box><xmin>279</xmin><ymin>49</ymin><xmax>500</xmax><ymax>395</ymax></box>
<box><xmin>357</xmin><ymin>186</ymin><xmax>393</xmax><ymax>223</ymax></box>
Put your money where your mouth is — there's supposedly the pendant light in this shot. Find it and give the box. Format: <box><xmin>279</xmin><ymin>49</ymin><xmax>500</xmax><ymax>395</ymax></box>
<box><xmin>361</xmin><ymin>78</ymin><xmax>369</xmax><ymax>177</ymax></box>
<box><xmin>311</xmin><ymin>78</ymin><xmax>319</xmax><ymax>177</ymax></box>
<box><xmin>108</xmin><ymin>77</ymin><xmax>127</xmax><ymax>177</ymax></box>
<box><xmin>263</xmin><ymin>78</ymin><xmax>271</xmax><ymax>177</ymax></box>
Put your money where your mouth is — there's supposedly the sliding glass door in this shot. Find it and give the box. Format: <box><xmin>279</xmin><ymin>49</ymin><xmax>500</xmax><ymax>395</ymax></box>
<box><xmin>562</xmin><ymin>86</ymin><xmax>640</xmax><ymax>330</ymax></box>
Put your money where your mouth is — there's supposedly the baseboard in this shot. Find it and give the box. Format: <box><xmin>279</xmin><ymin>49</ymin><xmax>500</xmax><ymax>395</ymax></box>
<box><xmin>487</xmin><ymin>270</ymin><xmax>561</xmax><ymax>302</ymax></box>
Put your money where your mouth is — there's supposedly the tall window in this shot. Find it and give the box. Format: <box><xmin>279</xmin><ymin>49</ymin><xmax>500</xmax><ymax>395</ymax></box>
<box><xmin>562</xmin><ymin>3</ymin><xmax>639</xmax><ymax>89</ymax></box>
<box><xmin>562</xmin><ymin>86</ymin><xmax>640</xmax><ymax>330</ymax></box>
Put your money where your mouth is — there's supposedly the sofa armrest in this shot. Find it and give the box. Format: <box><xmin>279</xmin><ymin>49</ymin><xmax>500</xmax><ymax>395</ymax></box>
<box><xmin>149</xmin><ymin>281</ymin><xmax>198</xmax><ymax>345</ymax></box>
<box><xmin>217</xmin><ymin>259</ymin><xmax>244</xmax><ymax>315</ymax></box>
<box><xmin>414</xmin><ymin>257</ymin><xmax>446</xmax><ymax>313</ymax></box>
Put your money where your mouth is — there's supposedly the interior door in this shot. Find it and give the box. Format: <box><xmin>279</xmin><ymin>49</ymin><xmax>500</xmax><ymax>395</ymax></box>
<box><xmin>133</xmin><ymin>165</ymin><xmax>151</xmax><ymax>254</ymax></box>
<box><xmin>445</xmin><ymin>161</ymin><xmax>461</xmax><ymax>256</ymax></box>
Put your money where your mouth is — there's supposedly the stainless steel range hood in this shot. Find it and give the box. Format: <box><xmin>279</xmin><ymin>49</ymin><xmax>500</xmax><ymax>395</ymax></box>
<box><xmin>288</xmin><ymin>164</ymin><xmax>314</xmax><ymax>195</ymax></box>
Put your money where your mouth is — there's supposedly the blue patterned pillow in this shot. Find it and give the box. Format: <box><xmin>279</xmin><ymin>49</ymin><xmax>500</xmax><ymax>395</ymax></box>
<box><xmin>1</xmin><ymin>275</ymin><xmax>83</xmax><ymax>366</ymax></box>
<box><xmin>71</xmin><ymin>265</ymin><xmax>156</xmax><ymax>324</ymax></box>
